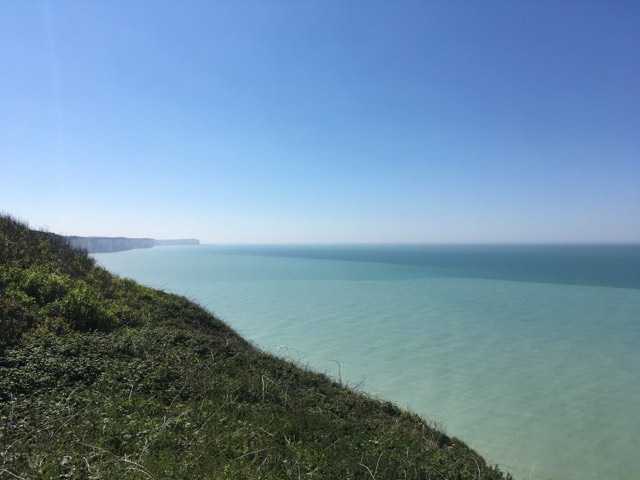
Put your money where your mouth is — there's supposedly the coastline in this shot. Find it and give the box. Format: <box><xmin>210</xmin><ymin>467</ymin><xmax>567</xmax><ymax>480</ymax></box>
<box><xmin>62</xmin><ymin>235</ymin><xmax>200</xmax><ymax>253</ymax></box>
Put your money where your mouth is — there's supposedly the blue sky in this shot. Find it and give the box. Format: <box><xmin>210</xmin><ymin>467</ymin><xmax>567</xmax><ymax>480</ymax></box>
<box><xmin>1</xmin><ymin>1</ymin><xmax>639</xmax><ymax>243</ymax></box>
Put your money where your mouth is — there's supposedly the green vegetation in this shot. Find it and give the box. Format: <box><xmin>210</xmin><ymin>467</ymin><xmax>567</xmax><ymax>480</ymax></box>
<box><xmin>0</xmin><ymin>215</ymin><xmax>510</xmax><ymax>479</ymax></box>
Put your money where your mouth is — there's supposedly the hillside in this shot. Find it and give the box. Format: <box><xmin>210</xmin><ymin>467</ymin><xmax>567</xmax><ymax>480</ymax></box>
<box><xmin>0</xmin><ymin>215</ymin><xmax>510</xmax><ymax>479</ymax></box>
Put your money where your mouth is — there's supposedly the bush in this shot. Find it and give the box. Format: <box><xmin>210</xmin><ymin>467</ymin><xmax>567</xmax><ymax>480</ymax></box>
<box><xmin>0</xmin><ymin>296</ymin><xmax>38</xmax><ymax>350</ymax></box>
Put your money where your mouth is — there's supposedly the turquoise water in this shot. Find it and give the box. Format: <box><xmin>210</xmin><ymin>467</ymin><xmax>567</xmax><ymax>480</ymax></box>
<box><xmin>94</xmin><ymin>245</ymin><xmax>640</xmax><ymax>480</ymax></box>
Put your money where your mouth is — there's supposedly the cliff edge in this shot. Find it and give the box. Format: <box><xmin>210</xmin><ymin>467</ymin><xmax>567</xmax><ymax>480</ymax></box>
<box><xmin>0</xmin><ymin>214</ymin><xmax>509</xmax><ymax>479</ymax></box>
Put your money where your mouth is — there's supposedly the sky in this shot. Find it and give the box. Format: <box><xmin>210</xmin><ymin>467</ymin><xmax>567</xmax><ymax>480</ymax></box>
<box><xmin>1</xmin><ymin>1</ymin><xmax>639</xmax><ymax>243</ymax></box>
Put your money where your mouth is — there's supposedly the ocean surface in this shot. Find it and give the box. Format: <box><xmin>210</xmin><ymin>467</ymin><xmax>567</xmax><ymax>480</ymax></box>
<box><xmin>93</xmin><ymin>244</ymin><xmax>640</xmax><ymax>480</ymax></box>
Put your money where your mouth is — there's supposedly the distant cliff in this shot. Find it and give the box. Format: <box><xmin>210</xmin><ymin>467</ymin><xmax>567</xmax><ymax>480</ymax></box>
<box><xmin>63</xmin><ymin>236</ymin><xmax>200</xmax><ymax>253</ymax></box>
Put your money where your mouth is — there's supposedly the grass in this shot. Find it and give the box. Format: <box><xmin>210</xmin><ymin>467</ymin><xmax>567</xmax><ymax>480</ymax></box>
<box><xmin>0</xmin><ymin>214</ymin><xmax>511</xmax><ymax>479</ymax></box>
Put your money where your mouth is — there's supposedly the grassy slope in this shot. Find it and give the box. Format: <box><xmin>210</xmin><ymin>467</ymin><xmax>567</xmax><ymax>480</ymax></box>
<box><xmin>0</xmin><ymin>215</ymin><xmax>510</xmax><ymax>479</ymax></box>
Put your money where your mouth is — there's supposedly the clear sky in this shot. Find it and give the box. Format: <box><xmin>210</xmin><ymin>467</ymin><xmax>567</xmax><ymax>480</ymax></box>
<box><xmin>1</xmin><ymin>1</ymin><xmax>639</xmax><ymax>243</ymax></box>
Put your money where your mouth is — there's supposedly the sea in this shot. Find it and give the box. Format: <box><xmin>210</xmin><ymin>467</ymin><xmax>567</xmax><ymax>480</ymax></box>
<box><xmin>93</xmin><ymin>244</ymin><xmax>640</xmax><ymax>480</ymax></box>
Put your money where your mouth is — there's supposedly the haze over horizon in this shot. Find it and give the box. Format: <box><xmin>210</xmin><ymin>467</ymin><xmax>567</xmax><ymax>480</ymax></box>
<box><xmin>2</xmin><ymin>1</ymin><xmax>639</xmax><ymax>244</ymax></box>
